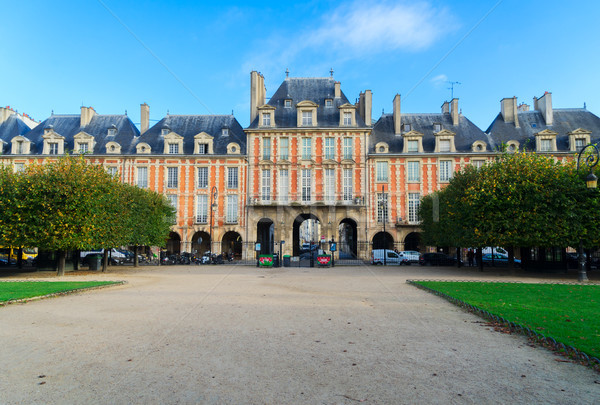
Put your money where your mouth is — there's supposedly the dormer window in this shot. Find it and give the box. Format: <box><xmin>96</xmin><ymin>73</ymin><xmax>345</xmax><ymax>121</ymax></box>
<box><xmin>433</xmin><ymin>123</ymin><xmax>442</xmax><ymax>132</ymax></box>
<box><xmin>403</xmin><ymin>124</ymin><xmax>411</xmax><ymax>132</ymax></box>
<box><xmin>198</xmin><ymin>144</ymin><xmax>208</xmax><ymax>154</ymax></box>
<box><xmin>302</xmin><ymin>111</ymin><xmax>312</xmax><ymax>126</ymax></box>
<box><xmin>262</xmin><ymin>113</ymin><xmax>271</xmax><ymax>126</ymax></box>
<box><xmin>575</xmin><ymin>138</ymin><xmax>586</xmax><ymax>151</ymax></box>
<box><xmin>222</xmin><ymin>128</ymin><xmax>229</xmax><ymax>136</ymax></box>
<box><xmin>11</xmin><ymin>136</ymin><xmax>31</xmax><ymax>155</ymax></box>
<box><xmin>568</xmin><ymin>129</ymin><xmax>591</xmax><ymax>152</ymax></box>
<box><xmin>535</xmin><ymin>129</ymin><xmax>558</xmax><ymax>153</ymax></box>
<box><xmin>16</xmin><ymin>141</ymin><xmax>23</xmax><ymax>154</ymax></box>
<box><xmin>407</xmin><ymin>140</ymin><xmax>418</xmax><ymax>152</ymax></box>
<box><xmin>325</xmin><ymin>99</ymin><xmax>333</xmax><ymax>107</ymax></box>
<box><xmin>343</xmin><ymin>112</ymin><xmax>352</xmax><ymax>126</ymax></box>
<box><xmin>285</xmin><ymin>99</ymin><xmax>292</xmax><ymax>108</ymax></box>
<box><xmin>107</xmin><ymin>126</ymin><xmax>117</xmax><ymax>136</ymax></box>
<box><xmin>168</xmin><ymin>143</ymin><xmax>179</xmax><ymax>154</ymax></box>
<box><xmin>161</xmin><ymin>127</ymin><xmax>170</xmax><ymax>136</ymax></box>
<box><xmin>49</xmin><ymin>143</ymin><xmax>59</xmax><ymax>155</ymax></box>
<box><xmin>79</xmin><ymin>143</ymin><xmax>89</xmax><ymax>153</ymax></box>
<box><xmin>296</xmin><ymin>100</ymin><xmax>318</xmax><ymax>127</ymax></box>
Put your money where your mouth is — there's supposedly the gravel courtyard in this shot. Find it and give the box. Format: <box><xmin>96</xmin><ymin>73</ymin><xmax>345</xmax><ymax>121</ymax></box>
<box><xmin>1</xmin><ymin>265</ymin><xmax>599</xmax><ymax>404</ymax></box>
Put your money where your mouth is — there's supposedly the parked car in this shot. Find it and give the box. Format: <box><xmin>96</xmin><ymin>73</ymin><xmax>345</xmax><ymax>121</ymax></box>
<box><xmin>80</xmin><ymin>248</ymin><xmax>127</xmax><ymax>266</ymax></box>
<box><xmin>371</xmin><ymin>249</ymin><xmax>410</xmax><ymax>265</ymax></box>
<box><xmin>481</xmin><ymin>253</ymin><xmax>521</xmax><ymax>267</ymax></box>
<box><xmin>419</xmin><ymin>252</ymin><xmax>460</xmax><ymax>266</ymax></box>
<box><xmin>398</xmin><ymin>250</ymin><xmax>420</xmax><ymax>263</ymax></box>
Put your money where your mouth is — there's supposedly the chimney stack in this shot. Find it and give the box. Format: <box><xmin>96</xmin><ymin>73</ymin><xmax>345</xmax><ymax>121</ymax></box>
<box><xmin>334</xmin><ymin>81</ymin><xmax>341</xmax><ymax>98</ymax></box>
<box><xmin>0</xmin><ymin>106</ymin><xmax>12</xmax><ymax>124</ymax></box>
<box><xmin>441</xmin><ymin>101</ymin><xmax>450</xmax><ymax>114</ymax></box>
<box><xmin>140</xmin><ymin>103</ymin><xmax>150</xmax><ymax>135</ymax></box>
<box><xmin>250</xmin><ymin>71</ymin><xmax>266</xmax><ymax>124</ymax></box>
<box><xmin>500</xmin><ymin>97</ymin><xmax>520</xmax><ymax>128</ymax></box>
<box><xmin>80</xmin><ymin>106</ymin><xmax>96</xmax><ymax>127</ymax></box>
<box><xmin>393</xmin><ymin>94</ymin><xmax>401</xmax><ymax>135</ymax></box>
<box><xmin>450</xmin><ymin>98</ymin><xmax>459</xmax><ymax>126</ymax></box>
<box><xmin>535</xmin><ymin>92</ymin><xmax>553</xmax><ymax>126</ymax></box>
<box><xmin>364</xmin><ymin>90</ymin><xmax>372</xmax><ymax>126</ymax></box>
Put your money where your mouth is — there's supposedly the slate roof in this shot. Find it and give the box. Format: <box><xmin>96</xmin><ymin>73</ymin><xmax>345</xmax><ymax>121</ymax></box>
<box><xmin>486</xmin><ymin>109</ymin><xmax>600</xmax><ymax>151</ymax></box>
<box><xmin>248</xmin><ymin>77</ymin><xmax>368</xmax><ymax>129</ymax></box>
<box><xmin>0</xmin><ymin>113</ymin><xmax>35</xmax><ymax>153</ymax></box>
<box><xmin>137</xmin><ymin>115</ymin><xmax>245</xmax><ymax>155</ymax></box>
<box><xmin>23</xmin><ymin>113</ymin><xmax>140</xmax><ymax>155</ymax></box>
<box><xmin>370</xmin><ymin>112</ymin><xmax>488</xmax><ymax>153</ymax></box>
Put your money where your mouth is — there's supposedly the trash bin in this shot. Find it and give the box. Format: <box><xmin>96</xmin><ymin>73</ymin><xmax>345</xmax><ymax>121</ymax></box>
<box><xmin>88</xmin><ymin>254</ymin><xmax>102</xmax><ymax>271</ymax></box>
<box><xmin>283</xmin><ymin>255</ymin><xmax>291</xmax><ymax>267</ymax></box>
<box><xmin>273</xmin><ymin>253</ymin><xmax>279</xmax><ymax>268</ymax></box>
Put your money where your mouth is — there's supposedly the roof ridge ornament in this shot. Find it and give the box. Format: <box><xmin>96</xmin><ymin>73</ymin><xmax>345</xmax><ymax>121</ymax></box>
<box><xmin>285</xmin><ymin>68</ymin><xmax>289</xmax><ymax>78</ymax></box>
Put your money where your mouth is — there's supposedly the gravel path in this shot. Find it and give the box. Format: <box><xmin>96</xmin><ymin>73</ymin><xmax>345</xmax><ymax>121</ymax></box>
<box><xmin>1</xmin><ymin>265</ymin><xmax>599</xmax><ymax>404</ymax></box>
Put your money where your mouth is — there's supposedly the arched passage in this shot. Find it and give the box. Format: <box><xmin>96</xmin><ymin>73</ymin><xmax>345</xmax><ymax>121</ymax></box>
<box><xmin>257</xmin><ymin>218</ymin><xmax>274</xmax><ymax>254</ymax></box>
<box><xmin>222</xmin><ymin>231</ymin><xmax>243</xmax><ymax>260</ymax></box>
<box><xmin>191</xmin><ymin>231</ymin><xmax>210</xmax><ymax>255</ymax></box>
<box><xmin>404</xmin><ymin>232</ymin><xmax>421</xmax><ymax>252</ymax></box>
<box><xmin>372</xmin><ymin>232</ymin><xmax>394</xmax><ymax>250</ymax></box>
<box><xmin>166</xmin><ymin>232</ymin><xmax>181</xmax><ymax>255</ymax></box>
<box><xmin>293</xmin><ymin>213</ymin><xmax>321</xmax><ymax>256</ymax></box>
<box><xmin>338</xmin><ymin>218</ymin><xmax>358</xmax><ymax>259</ymax></box>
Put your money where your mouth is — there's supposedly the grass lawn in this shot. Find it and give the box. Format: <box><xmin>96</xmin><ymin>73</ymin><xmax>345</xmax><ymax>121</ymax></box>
<box><xmin>413</xmin><ymin>281</ymin><xmax>600</xmax><ymax>359</ymax></box>
<box><xmin>0</xmin><ymin>281</ymin><xmax>120</xmax><ymax>303</ymax></box>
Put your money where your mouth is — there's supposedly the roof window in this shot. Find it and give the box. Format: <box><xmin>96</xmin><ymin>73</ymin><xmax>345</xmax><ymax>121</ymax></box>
<box><xmin>284</xmin><ymin>99</ymin><xmax>292</xmax><ymax>108</ymax></box>
<box><xmin>325</xmin><ymin>99</ymin><xmax>333</xmax><ymax>107</ymax></box>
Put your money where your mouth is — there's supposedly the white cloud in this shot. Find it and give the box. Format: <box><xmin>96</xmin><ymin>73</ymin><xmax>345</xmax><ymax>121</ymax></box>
<box><xmin>431</xmin><ymin>74</ymin><xmax>448</xmax><ymax>87</ymax></box>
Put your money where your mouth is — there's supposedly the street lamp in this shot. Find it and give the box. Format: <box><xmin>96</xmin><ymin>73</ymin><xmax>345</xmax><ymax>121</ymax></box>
<box><xmin>209</xmin><ymin>185</ymin><xmax>218</xmax><ymax>255</ymax></box>
<box><xmin>575</xmin><ymin>144</ymin><xmax>599</xmax><ymax>282</ymax></box>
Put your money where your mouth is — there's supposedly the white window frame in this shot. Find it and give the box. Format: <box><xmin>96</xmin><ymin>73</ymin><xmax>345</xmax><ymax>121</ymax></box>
<box><xmin>408</xmin><ymin>193</ymin><xmax>420</xmax><ymax>223</ymax></box>
<box><xmin>302</xmin><ymin>111</ymin><xmax>313</xmax><ymax>126</ymax></box>
<box><xmin>540</xmin><ymin>139</ymin><xmax>552</xmax><ymax>152</ymax></box>
<box><xmin>168</xmin><ymin>194</ymin><xmax>178</xmax><ymax>214</ymax></box>
<box><xmin>377</xmin><ymin>193</ymin><xmax>388</xmax><ymax>223</ymax></box>
<box><xmin>79</xmin><ymin>143</ymin><xmax>89</xmax><ymax>154</ymax></box>
<box><xmin>301</xmin><ymin>169</ymin><xmax>312</xmax><ymax>202</ymax></box>
<box><xmin>342</xmin><ymin>137</ymin><xmax>353</xmax><ymax>160</ymax></box>
<box><xmin>439</xmin><ymin>139</ymin><xmax>451</xmax><ymax>152</ymax></box>
<box><xmin>324</xmin><ymin>169</ymin><xmax>335</xmax><ymax>203</ymax></box>
<box><xmin>197</xmin><ymin>167</ymin><xmax>208</xmax><ymax>188</ymax></box>
<box><xmin>376</xmin><ymin>161</ymin><xmax>388</xmax><ymax>182</ymax></box>
<box><xmin>262</xmin><ymin>113</ymin><xmax>271</xmax><ymax>126</ymax></box>
<box><xmin>137</xmin><ymin>167</ymin><xmax>148</xmax><ymax>188</ymax></box>
<box><xmin>279</xmin><ymin>137</ymin><xmax>289</xmax><ymax>160</ymax></box>
<box><xmin>407</xmin><ymin>161</ymin><xmax>420</xmax><ymax>182</ymax></box>
<box><xmin>49</xmin><ymin>142</ymin><xmax>59</xmax><ymax>155</ymax></box>
<box><xmin>343</xmin><ymin>169</ymin><xmax>353</xmax><ymax>201</ymax></box>
<box><xmin>198</xmin><ymin>143</ymin><xmax>208</xmax><ymax>154</ymax></box>
<box><xmin>324</xmin><ymin>137</ymin><xmax>335</xmax><ymax>160</ymax></box>
<box><xmin>262</xmin><ymin>137</ymin><xmax>271</xmax><ymax>160</ymax></box>
<box><xmin>301</xmin><ymin>138</ymin><xmax>312</xmax><ymax>160</ymax></box>
<box><xmin>227</xmin><ymin>167</ymin><xmax>238</xmax><ymax>189</ymax></box>
<box><xmin>167</xmin><ymin>167</ymin><xmax>178</xmax><ymax>189</ymax></box>
<box><xmin>168</xmin><ymin>143</ymin><xmax>179</xmax><ymax>154</ymax></box>
<box><xmin>343</xmin><ymin>112</ymin><xmax>352</xmax><ymax>126</ymax></box>
<box><xmin>407</xmin><ymin>140</ymin><xmax>418</xmax><ymax>153</ymax></box>
<box><xmin>106</xmin><ymin>166</ymin><xmax>118</xmax><ymax>177</ymax></box>
<box><xmin>226</xmin><ymin>195</ymin><xmax>238</xmax><ymax>223</ymax></box>
<box><xmin>439</xmin><ymin>160</ymin><xmax>453</xmax><ymax>182</ymax></box>
<box><xmin>196</xmin><ymin>195</ymin><xmax>208</xmax><ymax>223</ymax></box>
<box><xmin>575</xmin><ymin>138</ymin><xmax>586</xmax><ymax>152</ymax></box>
<box><xmin>261</xmin><ymin>169</ymin><xmax>271</xmax><ymax>201</ymax></box>
<box><xmin>279</xmin><ymin>169</ymin><xmax>289</xmax><ymax>202</ymax></box>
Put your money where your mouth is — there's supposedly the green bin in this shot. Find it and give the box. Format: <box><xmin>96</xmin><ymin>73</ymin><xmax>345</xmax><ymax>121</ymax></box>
<box><xmin>283</xmin><ymin>255</ymin><xmax>291</xmax><ymax>267</ymax></box>
<box><xmin>88</xmin><ymin>254</ymin><xmax>102</xmax><ymax>271</ymax></box>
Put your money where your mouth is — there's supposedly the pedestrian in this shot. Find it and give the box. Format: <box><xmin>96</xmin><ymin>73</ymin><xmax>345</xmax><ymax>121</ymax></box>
<box><xmin>467</xmin><ymin>249</ymin><xmax>474</xmax><ymax>267</ymax></box>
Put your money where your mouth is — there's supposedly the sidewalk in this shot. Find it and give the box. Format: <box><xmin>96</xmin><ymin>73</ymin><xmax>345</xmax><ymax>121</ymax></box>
<box><xmin>1</xmin><ymin>265</ymin><xmax>599</xmax><ymax>404</ymax></box>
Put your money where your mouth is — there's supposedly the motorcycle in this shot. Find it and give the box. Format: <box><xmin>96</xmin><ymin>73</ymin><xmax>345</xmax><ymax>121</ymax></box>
<box><xmin>200</xmin><ymin>252</ymin><xmax>211</xmax><ymax>265</ymax></box>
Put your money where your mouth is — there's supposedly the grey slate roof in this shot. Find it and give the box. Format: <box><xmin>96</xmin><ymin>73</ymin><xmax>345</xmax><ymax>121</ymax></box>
<box><xmin>370</xmin><ymin>112</ymin><xmax>488</xmax><ymax>153</ymax></box>
<box><xmin>248</xmin><ymin>77</ymin><xmax>368</xmax><ymax>129</ymax></box>
<box><xmin>24</xmin><ymin>113</ymin><xmax>140</xmax><ymax>155</ymax></box>
<box><xmin>486</xmin><ymin>109</ymin><xmax>600</xmax><ymax>151</ymax></box>
<box><xmin>0</xmin><ymin>114</ymin><xmax>34</xmax><ymax>153</ymax></box>
<box><xmin>137</xmin><ymin>115</ymin><xmax>245</xmax><ymax>155</ymax></box>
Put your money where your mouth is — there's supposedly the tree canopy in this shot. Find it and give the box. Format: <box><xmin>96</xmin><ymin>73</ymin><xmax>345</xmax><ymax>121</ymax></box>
<box><xmin>0</xmin><ymin>156</ymin><xmax>175</xmax><ymax>274</ymax></box>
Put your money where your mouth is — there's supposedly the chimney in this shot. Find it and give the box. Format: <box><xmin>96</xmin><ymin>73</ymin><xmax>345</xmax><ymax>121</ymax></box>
<box><xmin>517</xmin><ymin>103</ymin><xmax>530</xmax><ymax>112</ymax></box>
<box><xmin>364</xmin><ymin>90</ymin><xmax>372</xmax><ymax>126</ymax></box>
<box><xmin>393</xmin><ymin>94</ymin><xmax>401</xmax><ymax>135</ymax></box>
<box><xmin>334</xmin><ymin>81</ymin><xmax>341</xmax><ymax>98</ymax></box>
<box><xmin>250</xmin><ymin>71</ymin><xmax>266</xmax><ymax>124</ymax></box>
<box><xmin>450</xmin><ymin>98</ymin><xmax>459</xmax><ymax>126</ymax></box>
<box><xmin>356</xmin><ymin>92</ymin><xmax>364</xmax><ymax>120</ymax></box>
<box><xmin>500</xmin><ymin>97</ymin><xmax>520</xmax><ymax>128</ymax></box>
<box><xmin>533</xmin><ymin>97</ymin><xmax>538</xmax><ymax>111</ymax></box>
<box><xmin>0</xmin><ymin>106</ymin><xmax>12</xmax><ymax>124</ymax></box>
<box><xmin>441</xmin><ymin>101</ymin><xmax>450</xmax><ymax>114</ymax></box>
<box><xmin>80</xmin><ymin>106</ymin><xmax>96</xmax><ymax>127</ymax></box>
<box><xmin>140</xmin><ymin>103</ymin><xmax>150</xmax><ymax>135</ymax></box>
<box><xmin>535</xmin><ymin>92</ymin><xmax>553</xmax><ymax>126</ymax></box>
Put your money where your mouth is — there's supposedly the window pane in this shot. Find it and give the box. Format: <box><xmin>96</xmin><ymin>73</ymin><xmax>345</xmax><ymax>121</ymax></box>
<box><xmin>227</xmin><ymin>167</ymin><xmax>238</xmax><ymax>189</ymax></box>
<box><xmin>197</xmin><ymin>167</ymin><xmax>208</xmax><ymax>188</ymax></box>
<box><xmin>226</xmin><ymin>195</ymin><xmax>238</xmax><ymax>223</ymax></box>
<box><xmin>343</xmin><ymin>112</ymin><xmax>352</xmax><ymax>125</ymax></box>
<box><xmin>280</xmin><ymin>138</ymin><xmax>289</xmax><ymax>160</ymax></box>
<box><xmin>439</xmin><ymin>160</ymin><xmax>453</xmax><ymax>182</ymax></box>
<box><xmin>377</xmin><ymin>193</ymin><xmax>388</xmax><ymax>223</ymax></box>
<box><xmin>279</xmin><ymin>169</ymin><xmax>289</xmax><ymax>202</ymax></box>
<box><xmin>196</xmin><ymin>194</ymin><xmax>208</xmax><ymax>223</ymax></box>
<box><xmin>302</xmin><ymin>138</ymin><xmax>311</xmax><ymax>160</ymax></box>
<box><xmin>169</xmin><ymin>143</ymin><xmax>179</xmax><ymax>154</ymax></box>
<box><xmin>407</xmin><ymin>140</ymin><xmax>418</xmax><ymax>152</ymax></box>
<box><xmin>325</xmin><ymin>138</ymin><xmax>335</xmax><ymax>160</ymax></box>
<box><xmin>343</xmin><ymin>169</ymin><xmax>352</xmax><ymax>201</ymax></box>
<box><xmin>137</xmin><ymin>167</ymin><xmax>148</xmax><ymax>188</ymax></box>
<box><xmin>263</xmin><ymin>138</ymin><xmax>271</xmax><ymax>160</ymax></box>
<box><xmin>343</xmin><ymin>138</ymin><xmax>352</xmax><ymax>160</ymax></box>
<box><xmin>376</xmin><ymin>162</ymin><xmax>388</xmax><ymax>182</ymax></box>
<box><xmin>301</xmin><ymin>169</ymin><xmax>311</xmax><ymax>201</ymax></box>
<box><xmin>302</xmin><ymin>111</ymin><xmax>312</xmax><ymax>126</ymax></box>
<box><xmin>408</xmin><ymin>193</ymin><xmax>420</xmax><ymax>223</ymax></box>
<box><xmin>262</xmin><ymin>169</ymin><xmax>271</xmax><ymax>201</ymax></box>
<box><xmin>167</xmin><ymin>167</ymin><xmax>178</xmax><ymax>188</ymax></box>
<box><xmin>439</xmin><ymin>139</ymin><xmax>451</xmax><ymax>152</ymax></box>
<box><xmin>324</xmin><ymin>169</ymin><xmax>335</xmax><ymax>202</ymax></box>
<box><xmin>407</xmin><ymin>161</ymin><xmax>420</xmax><ymax>182</ymax></box>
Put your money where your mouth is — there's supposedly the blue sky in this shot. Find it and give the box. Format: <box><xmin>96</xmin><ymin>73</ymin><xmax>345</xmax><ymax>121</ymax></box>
<box><xmin>2</xmin><ymin>1</ymin><xmax>600</xmax><ymax>130</ymax></box>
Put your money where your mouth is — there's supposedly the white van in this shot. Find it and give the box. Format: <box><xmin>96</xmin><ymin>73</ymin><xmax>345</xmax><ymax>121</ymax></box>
<box><xmin>398</xmin><ymin>251</ymin><xmax>420</xmax><ymax>263</ymax></box>
<box><xmin>371</xmin><ymin>249</ymin><xmax>410</xmax><ymax>265</ymax></box>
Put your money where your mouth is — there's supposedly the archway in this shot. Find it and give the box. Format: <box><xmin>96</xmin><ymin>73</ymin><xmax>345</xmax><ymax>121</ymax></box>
<box><xmin>191</xmin><ymin>231</ymin><xmax>210</xmax><ymax>255</ymax></box>
<box><xmin>257</xmin><ymin>218</ymin><xmax>274</xmax><ymax>254</ymax></box>
<box><xmin>338</xmin><ymin>218</ymin><xmax>358</xmax><ymax>259</ymax></box>
<box><xmin>166</xmin><ymin>232</ymin><xmax>181</xmax><ymax>255</ymax></box>
<box><xmin>404</xmin><ymin>232</ymin><xmax>421</xmax><ymax>252</ymax></box>
<box><xmin>293</xmin><ymin>213</ymin><xmax>321</xmax><ymax>256</ymax></box>
<box><xmin>222</xmin><ymin>231</ymin><xmax>243</xmax><ymax>260</ymax></box>
<box><xmin>372</xmin><ymin>232</ymin><xmax>394</xmax><ymax>250</ymax></box>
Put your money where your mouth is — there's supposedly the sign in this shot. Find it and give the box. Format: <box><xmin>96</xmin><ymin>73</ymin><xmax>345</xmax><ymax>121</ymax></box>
<box><xmin>255</xmin><ymin>243</ymin><xmax>261</xmax><ymax>252</ymax></box>
<box><xmin>317</xmin><ymin>256</ymin><xmax>331</xmax><ymax>265</ymax></box>
<box><xmin>330</xmin><ymin>242</ymin><xmax>337</xmax><ymax>252</ymax></box>
<box><xmin>280</xmin><ymin>240</ymin><xmax>285</xmax><ymax>244</ymax></box>
<box><xmin>321</xmin><ymin>236</ymin><xmax>325</xmax><ymax>243</ymax></box>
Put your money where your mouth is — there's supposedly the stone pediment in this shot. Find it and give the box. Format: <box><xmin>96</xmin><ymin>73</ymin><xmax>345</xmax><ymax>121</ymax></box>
<box><xmin>338</xmin><ymin>103</ymin><xmax>356</xmax><ymax>110</ymax></box>
<box><xmin>257</xmin><ymin>104</ymin><xmax>276</xmax><ymax>111</ymax></box>
<box><xmin>535</xmin><ymin>129</ymin><xmax>558</xmax><ymax>137</ymax></box>
<box><xmin>296</xmin><ymin>100</ymin><xmax>318</xmax><ymax>108</ymax></box>
<box><xmin>194</xmin><ymin>131</ymin><xmax>214</xmax><ymax>141</ymax></box>
<box><xmin>74</xmin><ymin>131</ymin><xmax>94</xmax><ymax>141</ymax></box>
<box><xmin>42</xmin><ymin>129</ymin><xmax>64</xmax><ymax>140</ymax></box>
<box><xmin>164</xmin><ymin>131</ymin><xmax>184</xmax><ymax>141</ymax></box>
<box><xmin>434</xmin><ymin>128</ymin><xmax>456</xmax><ymax>137</ymax></box>
<box><xmin>568</xmin><ymin>128</ymin><xmax>592</xmax><ymax>136</ymax></box>
<box><xmin>403</xmin><ymin>130</ymin><xmax>424</xmax><ymax>138</ymax></box>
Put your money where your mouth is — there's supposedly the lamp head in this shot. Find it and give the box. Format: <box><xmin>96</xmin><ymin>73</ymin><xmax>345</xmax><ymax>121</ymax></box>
<box><xmin>586</xmin><ymin>172</ymin><xmax>598</xmax><ymax>189</ymax></box>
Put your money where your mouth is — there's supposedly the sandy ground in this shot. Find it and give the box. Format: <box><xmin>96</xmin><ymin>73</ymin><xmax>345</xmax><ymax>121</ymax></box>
<box><xmin>1</xmin><ymin>264</ymin><xmax>599</xmax><ymax>405</ymax></box>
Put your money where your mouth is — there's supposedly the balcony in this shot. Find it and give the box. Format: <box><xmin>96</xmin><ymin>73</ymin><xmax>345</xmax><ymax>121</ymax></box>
<box><xmin>248</xmin><ymin>193</ymin><xmax>364</xmax><ymax>207</ymax></box>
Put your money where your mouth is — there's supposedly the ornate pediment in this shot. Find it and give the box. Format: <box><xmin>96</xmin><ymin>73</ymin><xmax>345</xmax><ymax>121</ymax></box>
<box><xmin>296</xmin><ymin>100</ymin><xmax>318</xmax><ymax>108</ymax></box>
<box><xmin>403</xmin><ymin>130</ymin><xmax>424</xmax><ymax>138</ymax></box>
<box><xmin>535</xmin><ymin>129</ymin><xmax>558</xmax><ymax>137</ymax></box>
<box><xmin>434</xmin><ymin>128</ymin><xmax>456</xmax><ymax>137</ymax></box>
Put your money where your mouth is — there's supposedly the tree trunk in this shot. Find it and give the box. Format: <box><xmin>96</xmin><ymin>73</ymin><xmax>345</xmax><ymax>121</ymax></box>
<box><xmin>57</xmin><ymin>250</ymin><xmax>66</xmax><ymax>276</ymax></box>
<box><xmin>134</xmin><ymin>245</ymin><xmax>139</xmax><ymax>268</ymax></box>
<box><xmin>477</xmin><ymin>247</ymin><xmax>483</xmax><ymax>272</ymax></box>
<box><xmin>456</xmin><ymin>247</ymin><xmax>461</xmax><ymax>267</ymax></box>
<box><xmin>17</xmin><ymin>247</ymin><xmax>23</xmax><ymax>269</ymax></box>
<box><xmin>102</xmin><ymin>250</ymin><xmax>109</xmax><ymax>272</ymax></box>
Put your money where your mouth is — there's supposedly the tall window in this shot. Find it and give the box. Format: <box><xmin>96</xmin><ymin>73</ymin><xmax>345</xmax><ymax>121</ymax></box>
<box><xmin>343</xmin><ymin>169</ymin><xmax>353</xmax><ymax>201</ymax></box>
<box><xmin>262</xmin><ymin>113</ymin><xmax>271</xmax><ymax>126</ymax></box>
<box><xmin>439</xmin><ymin>139</ymin><xmax>451</xmax><ymax>152</ymax></box>
<box><xmin>301</xmin><ymin>138</ymin><xmax>312</xmax><ymax>160</ymax></box>
<box><xmin>377</xmin><ymin>193</ymin><xmax>388</xmax><ymax>223</ymax></box>
<box><xmin>575</xmin><ymin>138</ymin><xmax>586</xmax><ymax>152</ymax></box>
<box><xmin>407</xmin><ymin>140</ymin><xmax>418</xmax><ymax>153</ymax></box>
<box><xmin>324</xmin><ymin>169</ymin><xmax>335</xmax><ymax>202</ymax></box>
<box><xmin>407</xmin><ymin>161</ymin><xmax>420</xmax><ymax>182</ymax></box>
<box><xmin>168</xmin><ymin>143</ymin><xmax>179</xmax><ymax>154</ymax></box>
<box><xmin>197</xmin><ymin>167</ymin><xmax>208</xmax><ymax>188</ymax></box>
<box><xmin>279</xmin><ymin>169</ymin><xmax>289</xmax><ymax>202</ymax></box>
<box><xmin>226</xmin><ymin>195</ymin><xmax>238</xmax><ymax>223</ymax></box>
<box><xmin>279</xmin><ymin>138</ymin><xmax>289</xmax><ymax>160</ymax></box>
<box><xmin>540</xmin><ymin>139</ymin><xmax>552</xmax><ymax>152</ymax></box>
<box><xmin>16</xmin><ymin>141</ymin><xmax>23</xmax><ymax>154</ymax></box>
<box><xmin>376</xmin><ymin>161</ymin><xmax>388</xmax><ymax>182</ymax></box>
<box><xmin>301</xmin><ymin>169</ymin><xmax>312</xmax><ymax>202</ymax></box>
<box><xmin>261</xmin><ymin>169</ymin><xmax>271</xmax><ymax>201</ymax></box>
<box><xmin>227</xmin><ymin>167</ymin><xmax>238</xmax><ymax>189</ymax></box>
<box><xmin>472</xmin><ymin>160</ymin><xmax>485</xmax><ymax>169</ymax></box>
<box><xmin>137</xmin><ymin>167</ymin><xmax>148</xmax><ymax>188</ymax></box>
<box><xmin>168</xmin><ymin>194</ymin><xmax>178</xmax><ymax>212</ymax></box>
<box><xmin>14</xmin><ymin>163</ymin><xmax>24</xmax><ymax>172</ymax></box>
<box><xmin>196</xmin><ymin>195</ymin><xmax>208</xmax><ymax>223</ymax></box>
<box><xmin>343</xmin><ymin>112</ymin><xmax>352</xmax><ymax>125</ymax></box>
<box><xmin>79</xmin><ymin>143</ymin><xmax>89</xmax><ymax>153</ymax></box>
<box><xmin>49</xmin><ymin>142</ymin><xmax>58</xmax><ymax>155</ymax></box>
<box><xmin>262</xmin><ymin>138</ymin><xmax>271</xmax><ymax>160</ymax></box>
<box><xmin>198</xmin><ymin>144</ymin><xmax>208</xmax><ymax>154</ymax></box>
<box><xmin>324</xmin><ymin>137</ymin><xmax>335</xmax><ymax>160</ymax></box>
<box><xmin>439</xmin><ymin>160</ymin><xmax>453</xmax><ymax>182</ymax></box>
<box><xmin>343</xmin><ymin>138</ymin><xmax>353</xmax><ymax>160</ymax></box>
<box><xmin>302</xmin><ymin>111</ymin><xmax>312</xmax><ymax>126</ymax></box>
<box><xmin>167</xmin><ymin>167</ymin><xmax>178</xmax><ymax>188</ymax></box>
<box><xmin>106</xmin><ymin>166</ymin><xmax>118</xmax><ymax>177</ymax></box>
<box><xmin>408</xmin><ymin>193</ymin><xmax>420</xmax><ymax>223</ymax></box>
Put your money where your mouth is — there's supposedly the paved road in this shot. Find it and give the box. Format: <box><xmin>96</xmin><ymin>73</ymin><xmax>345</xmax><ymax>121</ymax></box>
<box><xmin>1</xmin><ymin>265</ymin><xmax>599</xmax><ymax>404</ymax></box>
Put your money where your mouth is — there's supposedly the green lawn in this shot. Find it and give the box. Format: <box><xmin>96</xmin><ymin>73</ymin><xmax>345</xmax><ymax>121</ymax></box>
<box><xmin>0</xmin><ymin>281</ymin><xmax>120</xmax><ymax>303</ymax></box>
<box><xmin>413</xmin><ymin>281</ymin><xmax>600</xmax><ymax>359</ymax></box>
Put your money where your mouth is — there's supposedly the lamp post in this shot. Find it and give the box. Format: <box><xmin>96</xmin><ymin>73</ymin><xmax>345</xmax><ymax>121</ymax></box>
<box><xmin>575</xmin><ymin>144</ymin><xmax>599</xmax><ymax>282</ymax></box>
<box><xmin>209</xmin><ymin>185</ymin><xmax>218</xmax><ymax>255</ymax></box>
